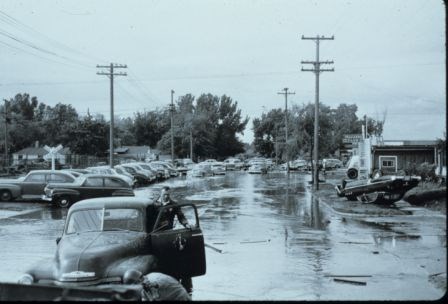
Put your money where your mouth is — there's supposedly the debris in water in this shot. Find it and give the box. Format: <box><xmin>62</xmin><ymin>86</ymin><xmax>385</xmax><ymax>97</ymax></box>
<box><xmin>333</xmin><ymin>278</ymin><xmax>367</xmax><ymax>286</ymax></box>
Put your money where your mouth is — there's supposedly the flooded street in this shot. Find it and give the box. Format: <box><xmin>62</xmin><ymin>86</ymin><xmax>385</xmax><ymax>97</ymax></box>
<box><xmin>0</xmin><ymin>171</ymin><xmax>445</xmax><ymax>301</ymax></box>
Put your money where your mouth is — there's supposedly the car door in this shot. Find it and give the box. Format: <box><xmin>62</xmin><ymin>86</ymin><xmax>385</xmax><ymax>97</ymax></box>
<box><xmin>80</xmin><ymin>176</ymin><xmax>106</xmax><ymax>200</ymax></box>
<box><xmin>150</xmin><ymin>203</ymin><xmax>206</xmax><ymax>278</ymax></box>
<box><xmin>103</xmin><ymin>176</ymin><xmax>129</xmax><ymax>196</ymax></box>
<box><xmin>21</xmin><ymin>172</ymin><xmax>47</xmax><ymax>199</ymax></box>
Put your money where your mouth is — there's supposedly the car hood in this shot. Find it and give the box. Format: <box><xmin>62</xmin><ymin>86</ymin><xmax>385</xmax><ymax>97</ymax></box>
<box><xmin>53</xmin><ymin>231</ymin><xmax>151</xmax><ymax>282</ymax></box>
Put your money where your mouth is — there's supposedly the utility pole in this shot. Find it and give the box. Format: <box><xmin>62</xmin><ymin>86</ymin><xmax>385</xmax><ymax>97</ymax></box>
<box><xmin>301</xmin><ymin>35</ymin><xmax>334</xmax><ymax>190</ymax></box>
<box><xmin>170</xmin><ymin>89</ymin><xmax>175</xmax><ymax>165</ymax></box>
<box><xmin>277</xmin><ymin>88</ymin><xmax>295</xmax><ymax>173</ymax></box>
<box><xmin>3</xmin><ymin>100</ymin><xmax>8</xmax><ymax>170</ymax></box>
<box><xmin>97</xmin><ymin>63</ymin><xmax>127</xmax><ymax>168</ymax></box>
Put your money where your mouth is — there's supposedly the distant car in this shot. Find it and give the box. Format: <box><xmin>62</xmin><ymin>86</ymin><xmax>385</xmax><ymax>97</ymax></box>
<box><xmin>42</xmin><ymin>173</ymin><xmax>135</xmax><ymax>208</ymax></box>
<box><xmin>152</xmin><ymin>161</ymin><xmax>179</xmax><ymax>177</ymax></box>
<box><xmin>322</xmin><ymin>158</ymin><xmax>343</xmax><ymax>170</ymax></box>
<box><xmin>115</xmin><ymin>164</ymin><xmax>153</xmax><ymax>187</ymax></box>
<box><xmin>86</xmin><ymin>166</ymin><xmax>135</xmax><ymax>187</ymax></box>
<box><xmin>248</xmin><ymin>161</ymin><xmax>268</xmax><ymax>174</ymax></box>
<box><xmin>284</xmin><ymin>159</ymin><xmax>308</xmax><ymax>171</ymax></box>
<box><xmin>211</xmin><ymin>162</ymin><xmax>226</xmax><ymax>175</ymax></box>
<box><xmin>121</xmin><ymin>163</ymin><xmax>157</xmax><ymax>183</ymax></box>
<box><xmin>188</xmin><ymin>163</ymin><xmax>214</xmax><ymax>177</ymax></box>
<box><xmin>0</xmin><ymin>170</ymin><xmax>77</xmax><ymax>202</ymax></box>
<box><xmin>20</xmin><ymin>196</ymin><xmax>206</xmax><ymax>293</ymax></box>
<box><xmin>223</xmin><ymin>158</ymin><xmax>243</xmax><ymax>170</ymax></box>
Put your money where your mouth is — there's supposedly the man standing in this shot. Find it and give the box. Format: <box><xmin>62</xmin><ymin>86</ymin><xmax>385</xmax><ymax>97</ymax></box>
<box><xmin>156</xmin><ymin>186</ymin><xmax>191</xmax><ymax>230</ymax></box>
<box><xmin>155</xmin><ymin>186</ymin><xmax>193</xmax><ymax>295</ymax></box>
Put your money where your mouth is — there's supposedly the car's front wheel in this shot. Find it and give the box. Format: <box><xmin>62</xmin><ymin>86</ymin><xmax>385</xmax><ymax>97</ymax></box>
<box><xmin>0</xmin><ymin>190</ymin><xmax>12</xmax><ymax>202</ymax></box>
<box><xmin>56</xmin><ymin>196</ymin><xmax>71</xmax><ymax>208</ymax></box>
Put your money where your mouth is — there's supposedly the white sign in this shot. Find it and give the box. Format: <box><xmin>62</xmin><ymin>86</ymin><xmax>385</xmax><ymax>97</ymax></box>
<box><xmin>43</xmin><ymin>145</ymin><xmax>63</xmax><ymax>170</ymax></box>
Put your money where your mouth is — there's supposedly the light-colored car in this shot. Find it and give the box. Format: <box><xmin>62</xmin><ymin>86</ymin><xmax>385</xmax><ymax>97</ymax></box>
<box><xmin>223</xmin><ymin>158</ymin><xmax>244</xmax><ymax>170</ymax></box>
<box><xmin>211</xmin><ymin>162</ymin><xmax>226</xmax><ymax>175</ymax></box>
<box><xmin>323</xmin><ymin>158</ymin><xmax>343</xmax><ymax>170</ymax></box>
<box><xmin>248</xmin><ymin>161</ymin><xmax>268</xmax><ymax>174</ymax></box>
<box><xmin>188</xmin><ymin>163</ymin><xmax>214</xmax><ymax>177</ymax></box>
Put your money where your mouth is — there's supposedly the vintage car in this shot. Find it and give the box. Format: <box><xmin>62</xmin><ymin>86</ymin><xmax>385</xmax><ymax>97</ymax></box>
<box><xmin>188</xmin><ymin>163</ymin><xmax>214</xmax><ymax>177</ymax></box>
<box><xmin>86</xmin><ymin>166</ymin><xmax>135</xmax><ymax>187</ymax></box>
<box><xmin>115</xmin><ymin>165</ymin><xmax>153</xmax><ymax>187</ymax></box>
<box><xmin>335</xmin><ymin>175</ymin><xmax>421</xmax><ymax>203</ymax></box>
<box><xmin>0</xmin><ymin>170</ymin><xmax>77</xmax><ymax>202</ymax></box>
<box><xmin>248</xmin><ymin>161</ymin><xmax>268</xmax><ymax>174</ymax></box>
<box><xmin>210</xmin><ymin>162</ymin><xmax>226</xmax><ymax>175</ymax></box>
<box><xmin>42</xmin><ymin>173</ymin><xmax>135</xmax><ymax>208</ymax></box>
<box><xmin>322</xmin><ymin>158</ymin><xmax>343</xmax><ymax>170</ymax></box>
<box><xmin>19</xmin><ymin>196</ymin><xmax>206</xmax><ymax>295</ymax></box>
<box><xmin>223</xmin><ymin>158</ymin><xmax>244</xmax><ymax>171</ymax></box>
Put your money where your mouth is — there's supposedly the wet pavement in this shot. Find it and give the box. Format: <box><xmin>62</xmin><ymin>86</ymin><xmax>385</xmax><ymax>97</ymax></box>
<box><xmin>0</xmin><ymin>171</ymin><xmax>445</xmax><ymax>300</ymax></box>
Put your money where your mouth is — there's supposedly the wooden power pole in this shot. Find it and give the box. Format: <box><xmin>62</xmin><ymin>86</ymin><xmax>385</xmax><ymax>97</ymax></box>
<box><xmin>301</xmin><ymin>35</ymin><xmax>334</xmax><ymax>190</ymax></box>
<box><xmin>277</xmin><ymin>88</ymin><xmax>295</xmax><ymax>173</ymax></box>
<box><xmin>96</xmin><ymin>63</ymin><xmax>127</xmax><ymax>168</ymax></box>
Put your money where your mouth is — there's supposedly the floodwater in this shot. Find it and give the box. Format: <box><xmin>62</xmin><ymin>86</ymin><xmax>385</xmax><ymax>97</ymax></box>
<box><xmin>0</xmin><ymin>171</ymin><xmax>445</xmax><ymax>301</ymax></box>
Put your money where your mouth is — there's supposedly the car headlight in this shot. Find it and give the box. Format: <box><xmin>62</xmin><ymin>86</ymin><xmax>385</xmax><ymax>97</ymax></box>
<box><xmin>18</xmin><ymin>274</ymin><xmax>34</xmax><ymax>284</ymax></box>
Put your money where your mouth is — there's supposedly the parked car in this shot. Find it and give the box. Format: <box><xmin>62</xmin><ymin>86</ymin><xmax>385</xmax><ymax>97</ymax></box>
<box><xmin>248</xmin><ymin>161</ymin><xmax>268</xmax><ymax>174</ymax></box>
<box><xmin>282</xmin><ymin>159</ymin><xmax>308</xmax><ymax>171</ymax></box>
<box><xmin>223</xmin><ymin>158</ymin><xmax>244</xmax><ymax>170</ymax></box>
<box><xmin>211</xmin><ymin>162</ymin><xmax>226</xmax><ymax>175</ymax></box>
<box><xmin>86</xmin><ymin>166</ymin><xmax>135</xmax><ymax>187</ymax></box>
<box><xmin>322</xmin><ymin>158</ymin><xmax>343</xmax><ymax>170</ymax></box>
<box><xmin>0</xmin><ymin>170</ymin><xmax>77</xmax><ymax>202</ymax></box>
<box><xmin>188</xmin><ymin>163</ymin><xmax>214</xmax><ymax>177</ymax></box>
<box><xmin>145</xmin><ymin>162</ymin><xmax>170</xmax><ymax>179</ymax></box>
<box><xmin>42</xmin><ymin>173</ymin><xmax>135</xmax><ymax>208</ymax></box>
<box><xmin>19</xmin><ymin>197</ymin><xmax>206</xmax><ymax>294</ymax></box>
<box><xmin>121</xmin><ymin>163</ymin><xmax>156</xmax><ymax>184</ymax></box>
<box><xmin>115</xmin><ymin>164</ymin><xmax>152</xmax><ymax>187</ymax></box>
<box><xmin>346</xmin><ymin>155</ymin><xmax>360</xmax><ymax>179</ymax></box>
<box><xmin>152</xmin><ymin>161</ymin><xmax>179</xmax><ymax>177</ymax></box>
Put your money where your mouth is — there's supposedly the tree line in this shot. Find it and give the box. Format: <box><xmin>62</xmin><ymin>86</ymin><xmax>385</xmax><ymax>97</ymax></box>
<box><xmin>252</xmin><ymin>103</ymin><xmax>385</xmax><ymax>161</ymax></box>
<box><xmin>0</xmin><ymin>93</ymin><xmax>248</xmax><ymax>161</ymax></box>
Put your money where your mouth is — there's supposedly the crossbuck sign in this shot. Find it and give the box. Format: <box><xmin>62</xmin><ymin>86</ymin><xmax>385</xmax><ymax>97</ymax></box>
<box><xmin>43</xmin><ymin>145</ymin><xmax>63</xmax><ymax>170</ymax></box>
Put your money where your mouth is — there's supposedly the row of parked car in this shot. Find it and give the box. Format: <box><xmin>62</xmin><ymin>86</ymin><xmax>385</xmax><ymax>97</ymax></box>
<box><xmin>0</xmin><ymin>160</ymin><xmax>185</xmax><ymax>208</ymax></box>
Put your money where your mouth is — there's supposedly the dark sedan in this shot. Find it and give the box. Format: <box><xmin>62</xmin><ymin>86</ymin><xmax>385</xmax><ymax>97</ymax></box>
<box><xmin>42</xmin><ymin>174</ymin><xmax>134</xmax><ymax>207</ymax></box>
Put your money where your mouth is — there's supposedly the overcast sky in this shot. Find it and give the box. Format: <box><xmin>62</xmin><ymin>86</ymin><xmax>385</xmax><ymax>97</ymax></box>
<box><xmin>0</xmin><ymin>0</ymin><xmax>445</xmax><ymax>144</ymax></box>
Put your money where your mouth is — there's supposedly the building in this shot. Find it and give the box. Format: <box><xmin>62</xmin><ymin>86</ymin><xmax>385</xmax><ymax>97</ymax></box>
<box><xmin>12</xmin><ymin>145</ymin><xmax>71</xmax><ymax>165</ymax></box>
<box><xmin>113</xmin><ymin>146</ymin><xmax>152</xmax><ymax>162</ymax></box>
<box><xmin>371</xmin><ymin>140</ymin><xmax>438</xmax><ymax>175</ymax></box>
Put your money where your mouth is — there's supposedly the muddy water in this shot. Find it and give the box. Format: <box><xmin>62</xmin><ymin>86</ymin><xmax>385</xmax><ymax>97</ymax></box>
<box><xmin>0</xmin><ymin>171</ymin><xmax>445</xmax><ymax>300</ymax></box>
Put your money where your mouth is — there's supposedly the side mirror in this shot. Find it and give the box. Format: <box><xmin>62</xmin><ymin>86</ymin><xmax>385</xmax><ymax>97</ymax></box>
<box><xmin>56</xmin><ymin>237</ymin><xmax>61</xmax><ymax>244</ymax></box>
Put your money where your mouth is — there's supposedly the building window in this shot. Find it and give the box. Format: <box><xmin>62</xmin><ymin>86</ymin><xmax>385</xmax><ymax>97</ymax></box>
<box><xmin>382</xmin><ymin>160</ymin><xmax>394</xmax><ymax>167</ymax></box>
<box><xmin>379</xmin><ymin>156</ymin><xmax>397</xmax><ymax>172</ymax></box>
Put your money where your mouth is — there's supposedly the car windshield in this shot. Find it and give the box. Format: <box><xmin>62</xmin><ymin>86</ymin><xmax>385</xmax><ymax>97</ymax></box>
<box><xmin>66</xmin><ymin>208</ymin><xmax>143</xmax><ymax>234</ymax></box>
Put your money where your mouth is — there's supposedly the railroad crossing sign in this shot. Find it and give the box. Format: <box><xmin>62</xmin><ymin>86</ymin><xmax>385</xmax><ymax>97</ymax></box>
<box><xmin>43</xmin><ymin>145</ymin><xmax>63</xmax><ymax>170</ymax></box>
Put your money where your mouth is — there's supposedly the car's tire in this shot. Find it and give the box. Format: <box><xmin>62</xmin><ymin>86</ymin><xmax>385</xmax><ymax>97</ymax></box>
<box><xmin>0</xmin><ymin>190</ymin><xmax>12</xmax><ymax>202</ymax></box>
<box><xmin>56</xmin><ymin>196</ymin><xmax>71</xmax><ymax>208</ymax></box>
<box><xmin>347</xmin><ymin>168</ymin><xmax>358</xmax><ymax>179</ymax></box>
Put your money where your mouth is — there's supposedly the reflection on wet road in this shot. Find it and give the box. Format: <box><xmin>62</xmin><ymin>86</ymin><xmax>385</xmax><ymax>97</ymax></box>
<box><xmin>0</xmin><ymin>171</ymin><xmax>445</xmax><ymax>301</ymax></box>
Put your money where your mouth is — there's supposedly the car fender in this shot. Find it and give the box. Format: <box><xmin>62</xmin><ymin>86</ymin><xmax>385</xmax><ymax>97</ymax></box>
<box><xmin>112</xmin><ymin>189</ymin><xmax>135</xmax><ymax>197</ymax></box>
<box><xmin>51</xmin><ymin>188</ymin><xmax>81</xmax><ymax>199</ymax></box>
<box><xmin>105</xmin><ymin>254</ymin><xmax>158</xmax><ymax>279</ymax></box>
<box><xmin>0</xmin><ymin>184</ymin><xmax>22</xmax><ymax>199</ymax></box>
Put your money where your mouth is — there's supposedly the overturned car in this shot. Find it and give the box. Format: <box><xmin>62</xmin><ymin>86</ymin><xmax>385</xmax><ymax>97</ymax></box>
<box><xmin>18</xmin><ymin>196</ymin><xmax>206</xmax><ymax>297</ymax></box>
<box><xmin>335</xmin><ymin>175</ymin><xmax>421</xmax><ymax>203</ymax></box>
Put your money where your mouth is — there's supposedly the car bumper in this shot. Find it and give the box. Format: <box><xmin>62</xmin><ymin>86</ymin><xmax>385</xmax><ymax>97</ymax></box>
<box><xmin>41</xmin><ymin>195</ymin><xmax>52</xmax><ymax>202</ymax></box>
